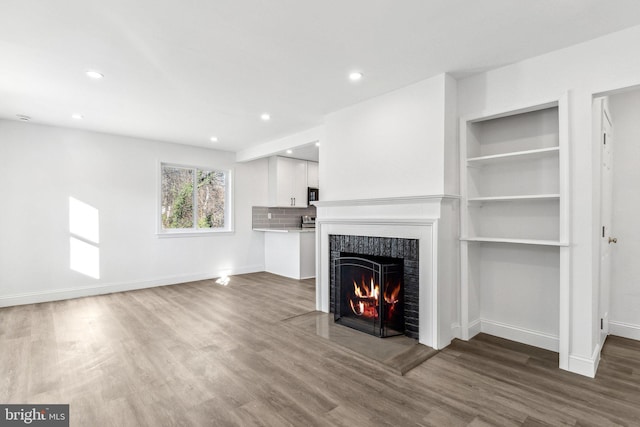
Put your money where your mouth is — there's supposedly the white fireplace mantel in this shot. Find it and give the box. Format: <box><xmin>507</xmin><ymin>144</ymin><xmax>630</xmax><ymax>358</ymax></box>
<box><xmin>314</xmin><ymin>195</ymin><xmax>460</xmax><ymax>350</ymax></box>
<box><xmin>312</xmin><ymin>194</ymin><xmax>460</xmax><ymax>207</ymax></box>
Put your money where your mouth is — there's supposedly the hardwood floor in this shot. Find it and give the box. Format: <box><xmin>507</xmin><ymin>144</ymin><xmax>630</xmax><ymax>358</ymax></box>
<box><xmin>1</xmin><ymin>272</ymin><xmax>639</xmax><ymax>426</ymax></box>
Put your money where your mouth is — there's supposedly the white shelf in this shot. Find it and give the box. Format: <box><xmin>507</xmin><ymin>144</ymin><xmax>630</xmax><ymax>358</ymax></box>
<box><xmin>468</xmin><ymin>194</ymin><xmax>560</xmax><ymax>203</ymax></box>
<box><xmin>460</xmin><ymin>95</ymin><xmax>569</xmax><ymax>364</ymax></box>
<box><xmin>461</xmin><ymin>237</ymin><xmax>567</xmax><ymax>246</ymax></box>
<box><xmin>467</xmin><ymin>146</ymin><xmax>559</xmax><ymax>166</ymax></box>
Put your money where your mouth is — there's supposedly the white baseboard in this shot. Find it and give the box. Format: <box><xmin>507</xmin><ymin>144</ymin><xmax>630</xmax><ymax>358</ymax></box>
<box><xmin>450</xmin><ymin>322</ymin><xmax>461</xmax><ymax>340</ymax></box>
<box><xmin>609</xmin><ymin>320</ymin><xmax>640</xmax><ymax>341</ymax></box>
<box><xmin>0</xmin><ymin>264</ymin><xmax>265</xmax><ymax>308</ymax></box>
<box><xmin>468</xmin><ymin>318</ymin><xmax>481</xmax><ymax>339</ymax></box>
<box><xmin>434</xmin><ymin>323</ymin><xmax>458</xmax><ymax>349</ymax></box>
<box><xmin>567</xmin><ymin>344</ymin><xmax>600</xmax><ymax>378</ymax></box>
<box><xmin>479</xmin><ymin>318</ymin><xmax>559</xmax><ymax>352</ymax></box>
<box><xmin>467</xmin><ymin>318</ymin><xmax>601</xmax><ymax>378</ymax></box>
<box><xmin>264</xmin><ymin>269</ymin><xmax>315</xmax><ymax>280</ymax></box>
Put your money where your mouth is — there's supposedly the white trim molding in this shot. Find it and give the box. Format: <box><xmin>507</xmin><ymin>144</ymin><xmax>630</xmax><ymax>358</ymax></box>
<box><xmin>312</xmin><ymin>194</ymin><xmax>460</xmax><ymax>208</ymax></box>
<box><xmin>0</xmin><ymin>264</ymin><xmax>264</xmax><ymax>308</ymax></box>
<box><xmin>568</xmin><ymin>344</ymin><xmax>601</xmax><ymax>379</ymax></box>
<box><xmin>466</xmin><ymin>318</ymin><xmax>559</xmax><ymax>352</ymax></box>
<box><xmin>468</xmin><ymin>319</ymin><xmax>482</xmax><ymax>338</ymax></box>
<box><xmin>609</xmin><ymin>321</ymin><xmax>640</xmax><ymax>341</ymax></box>
<box><xmin>480</xmin><ymin>319</ymin><xmax>559</xmax><ymax>352</ymax></box>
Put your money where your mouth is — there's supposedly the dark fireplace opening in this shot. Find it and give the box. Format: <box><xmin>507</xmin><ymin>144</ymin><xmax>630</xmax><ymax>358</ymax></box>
<box><xmin>329</xmin><ymin>234</ymin><xmax>419</xmax><ymax>339</ymax></box>
<box><xmin>334</xmin><ymin>253</ymin><xmax>404</xmax><ymax>338</ymax></box>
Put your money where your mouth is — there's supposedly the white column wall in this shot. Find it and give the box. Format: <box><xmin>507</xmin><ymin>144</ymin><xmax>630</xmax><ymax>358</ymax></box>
<box><xmin>321</xmin><ymin>74</ymin><xmax>449</xmax><ymax>200</ymax></box>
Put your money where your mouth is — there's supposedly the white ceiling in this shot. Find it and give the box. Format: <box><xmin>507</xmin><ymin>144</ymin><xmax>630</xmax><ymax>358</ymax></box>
<box><xmin>2</xmin><ymin>1</ymin><xmax>640</xmax><ymax>156</ymax></box>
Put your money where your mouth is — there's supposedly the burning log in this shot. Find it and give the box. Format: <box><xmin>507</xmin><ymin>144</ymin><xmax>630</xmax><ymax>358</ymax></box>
<box><xmin>349</xmin><ymin>296</ymin><xmax>379</xmax><ymax>318</ymax></box>
<box><xmin>348</xmin><ymin>277</ymin><xmax>401</xmax><ymax>319</ymax></box>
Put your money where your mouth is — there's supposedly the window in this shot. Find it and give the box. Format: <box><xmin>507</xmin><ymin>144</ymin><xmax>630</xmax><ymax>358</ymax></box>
<box><xmin>160</xmin><ymin>163</ymin><xmax>232</xmax><ymax>234</ymax></box>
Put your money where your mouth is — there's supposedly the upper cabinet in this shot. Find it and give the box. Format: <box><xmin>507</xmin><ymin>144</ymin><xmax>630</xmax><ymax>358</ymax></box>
<box><xmin>269</xmin><ymin>156</ymin><xmax>318</xmax><ymax>207</ymax></box>
<box><xmin>307</xmin><ymin>161</ymin><xmax>319</xmax><ymax>188</ymax></box>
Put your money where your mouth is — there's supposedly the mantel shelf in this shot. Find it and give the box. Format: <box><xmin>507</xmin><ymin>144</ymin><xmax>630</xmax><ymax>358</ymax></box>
<box><xmin>461</xmin><ymin>237</ymin><xmax>568</xmax><ymax>247</ymax></box>
<box><xmin>467</xmin><ymin>146</ymin><xmax>559</xmax><ymax>166</ymax></box>
<box><xmin>468</xmin><ymin>194</ymin><xmax>560</xmax><ymax>203</ymax></box>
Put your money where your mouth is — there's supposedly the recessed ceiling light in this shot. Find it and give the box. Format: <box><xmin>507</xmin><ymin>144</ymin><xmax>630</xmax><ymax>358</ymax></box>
<box><xmin>210</xmin><ymin>136</ymin><xmax>218</xmax><ymax>142</ymax></box>
<box><xmin>286</xmin><ymin>149</ymin><xmax>293</xmax><ymax>154</ymax></box>
<box><xmin>85</xmin><ymin>70</ymin><xmax>104</xmax><ymax>79</ymax></box>
<box><xmin>71</xmin><ymin>114</ymin><xmax>84</xmax><ymax>120</ymax></box>
<box><xmin>349</xmin><ymin>71</ymin><xmax>363</xmax><ymax>81</ymax></box>
<box><xmin>16</xmin><ymin>114</ymin><xmax>31</xmax><ymax>121</ymax></box>
<box><xmin>315</xmin><ymin>142</ymin><xmax>320</xmax><ymax>147</ymax></box>
<box><xmin>261</xmin><ymin>113</ymin><xmax>271</xmax><ymax>121</ymax></box>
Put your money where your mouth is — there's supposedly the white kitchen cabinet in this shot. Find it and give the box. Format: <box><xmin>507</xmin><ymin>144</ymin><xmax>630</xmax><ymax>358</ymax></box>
<box><xmin>264</xmin><ymin>230</ymin><xmax>316</xmax><ymax>279</ymax></box>
<box><xmin>307</xmin><ymin>161</ymin><xmax>319</xmax><ymax>188</ymax></box>
<box><xmin>269</xmin><ymin>156</ymin><xmax>308</xmax><ymax>207</ymax></box>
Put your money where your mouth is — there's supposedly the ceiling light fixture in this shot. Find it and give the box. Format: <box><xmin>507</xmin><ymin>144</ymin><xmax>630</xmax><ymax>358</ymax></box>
<box><xmin>349</xmin><ymin>71</ymin><xmax>364</xmax><ymax>81</ymax></box>
<box><xmin>210</xmin><ymin>136</ymin><xmax>219</xmax><ymax>142</ymax></box>
<box><xmin>286</xmin><ymin>149</ymin><xmax>293</xmax><ymax>154</ymax></box>
<box><xmin>315</xmin><ymin>142</ymin><xmax>320</xmax><ymax>147</ymax></box>
<box><xmin>71</xmin><ymin>114</ymin><xmax>84</xmax><ymax>120</ymax></box>
<box><xmin>85</xmin><ymin>70</ymin><xmax>104</xmax><ymax>79</ymax></box>
<box><xmin>16</xmin><ymin>114</ymin><xmax>31</xmax><ymax>121</ymax></box>
<box><xmin>261</xmin><ymin>113</ymin><xmax>271</xmax><ymax>121</ymax></box>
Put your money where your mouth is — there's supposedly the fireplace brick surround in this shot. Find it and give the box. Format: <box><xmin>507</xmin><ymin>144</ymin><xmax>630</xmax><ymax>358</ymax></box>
<box><xmin>329</xmin><ymin>234</ymin><xmax>419</xmax><ymax>338</ymax></box>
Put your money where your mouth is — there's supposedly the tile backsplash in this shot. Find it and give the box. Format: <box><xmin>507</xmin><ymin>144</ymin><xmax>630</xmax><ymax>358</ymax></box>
<box><xmin>252</xmin><ymin>206</ymin><xmax>317</xmax><ymax>229</ymax></box>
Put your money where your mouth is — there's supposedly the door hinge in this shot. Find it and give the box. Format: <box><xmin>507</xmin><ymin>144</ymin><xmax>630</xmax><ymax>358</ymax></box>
<box><xmin>604</xmin><ymin>134</ymin><xmax>607</xmax><ymax>145</ymax></box>
<box><xmin>601</xmin><ymin>318</ymin><xmax>604</xmax><ymax>330</ymax></box>
<box><xmin>602</xmin><ymin>226</ymin><xmax>605</xmax><ymax>238</ymax></box>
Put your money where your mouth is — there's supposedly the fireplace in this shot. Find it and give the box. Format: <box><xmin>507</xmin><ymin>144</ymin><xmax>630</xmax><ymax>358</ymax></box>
<box><xmin>329</xmin><ymin>234</ymin><xmax>419</xmax><ymax>339</ymax></box>
<box><xmin>334</xmin><ymin>254</ymin><xmax>404</xmax><ymax>337</ymax></box>
<box><xmin>316</xmin><ymin>197</ymin><xmax>453</xmax><ymax>350</ymax></box>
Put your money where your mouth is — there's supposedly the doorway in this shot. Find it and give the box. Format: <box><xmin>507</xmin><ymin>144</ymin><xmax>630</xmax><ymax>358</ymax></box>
<box><xmin>596</xmin><ymin>88</ymin><xmax>640</xmax><ymax>343</ymax></box>
<box><xmin>595</xmin><ymin>96</ymin><xmax>613</xmax><ymax>348</ymax></box>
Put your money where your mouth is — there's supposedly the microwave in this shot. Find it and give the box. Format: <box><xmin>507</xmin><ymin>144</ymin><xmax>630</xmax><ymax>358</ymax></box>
<box><xmin>308</xmin><ymin>187</ymin><xmax>319</xmax><ymax>203</ymax></box>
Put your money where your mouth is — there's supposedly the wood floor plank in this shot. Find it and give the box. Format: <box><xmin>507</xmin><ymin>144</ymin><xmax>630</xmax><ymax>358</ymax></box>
<box><xmin>2</xmin><ymin>272</ymin><xmax>640</xmax><ymax>426</ymax></box>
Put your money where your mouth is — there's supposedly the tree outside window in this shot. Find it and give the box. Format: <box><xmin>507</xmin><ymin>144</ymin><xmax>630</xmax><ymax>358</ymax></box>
<box><xmin>161</xmin><ymin>164</ymin><xmax>230</xmax><ymax>232</ymax></box>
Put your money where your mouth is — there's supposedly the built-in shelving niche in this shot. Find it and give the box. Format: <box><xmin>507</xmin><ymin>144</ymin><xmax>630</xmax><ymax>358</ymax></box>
<box><xmin>460</xmin><ymin>96</ymin><xmax>570</xmax><ymax>370</ymax></box>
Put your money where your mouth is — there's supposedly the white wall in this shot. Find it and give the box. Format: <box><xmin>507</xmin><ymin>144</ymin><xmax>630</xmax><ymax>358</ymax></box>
<box><xmin>608</xmin><ymin>90</ymin><xmax>640</xmax><ymax>339</ymax></box>
<box><xmin>321</xmin><ymin>73</ymin><xmax>456</xmax><ymax>201</ymax></box>
<box><xmin>478</xmin><ymin>245</ymin><xmax>560</xmax><ymax>338</ymax></box>
<box><xmin>458</xmin><ymin>24</ymin><xmax>640</xmax><ymax>375</ymax></box>
<box><xmin>443</xmin><ymin>74</ymin><xmax>459</xmax><ymax>196</ymax></box>
<box><xmin>0</xmin><ymin>120</ymin><xmax>268</xmax><ymax>306</ymax></box>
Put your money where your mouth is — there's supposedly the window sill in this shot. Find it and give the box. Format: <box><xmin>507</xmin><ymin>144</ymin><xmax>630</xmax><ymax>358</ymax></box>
<box><xmin>156</xmin><ymin>229</ymin><xmax>234</xmax><ymax>238</ymax></box>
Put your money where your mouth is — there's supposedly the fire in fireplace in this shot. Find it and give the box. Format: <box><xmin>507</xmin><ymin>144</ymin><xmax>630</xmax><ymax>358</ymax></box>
<box><xmin>334</xmin><ymin>254</ymin><xmax>404</xmax><ymax>337</ymax></box>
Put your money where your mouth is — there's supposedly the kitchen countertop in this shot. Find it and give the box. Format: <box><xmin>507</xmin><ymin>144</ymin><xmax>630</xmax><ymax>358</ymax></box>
<box><xmin>253</xmin><ymin>227</ymin><xmax>316</xmax><ymax>233</ymax></box>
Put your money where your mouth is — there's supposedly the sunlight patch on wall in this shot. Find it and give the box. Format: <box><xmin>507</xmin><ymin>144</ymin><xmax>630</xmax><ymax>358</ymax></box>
<box><xmin>69</xmin><ymin>237</ymin><xmax>100</xmax><ymax>279</ymax></box>
<box><xmin>69</xmin><ymin>197</ymin><xmax>100</xmax><ymax>244</ymax></box>
<box><xmin>69</xmin><ymin>197</ymin><xmax>100</xmax><ymax>279</ymax></box>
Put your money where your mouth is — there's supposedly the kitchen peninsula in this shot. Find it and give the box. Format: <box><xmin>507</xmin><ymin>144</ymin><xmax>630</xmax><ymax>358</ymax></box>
<box><xmin>252</xmin><ymin>206</ymin><xmax>316</xmax><ymax>279</ymax></box>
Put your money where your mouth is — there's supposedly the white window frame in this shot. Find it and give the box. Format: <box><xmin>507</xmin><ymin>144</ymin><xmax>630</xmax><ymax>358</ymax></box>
<box><xmin>157</xmin><ymin>162</ymin><xmax>233</xmax><ymax>237</ymax></box>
